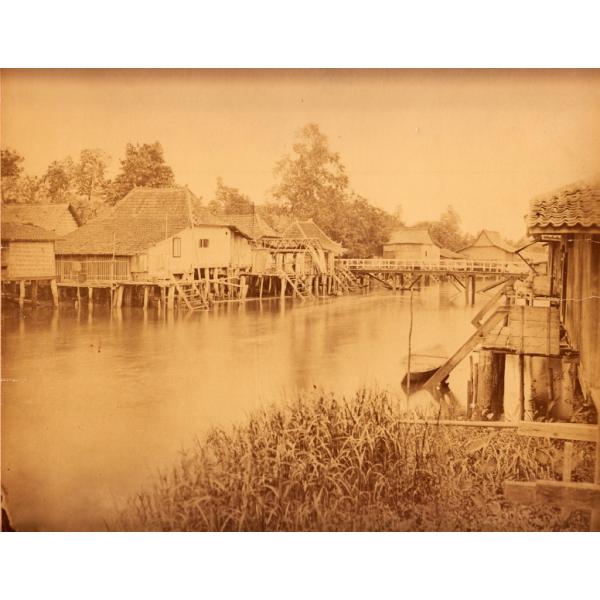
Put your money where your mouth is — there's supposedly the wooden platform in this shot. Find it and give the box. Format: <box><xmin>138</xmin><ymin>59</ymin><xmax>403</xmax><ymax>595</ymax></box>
<box><xmin>483</xmin><ymin>305</ymin><xmax>561</xmax><ymax>356</ymax></box>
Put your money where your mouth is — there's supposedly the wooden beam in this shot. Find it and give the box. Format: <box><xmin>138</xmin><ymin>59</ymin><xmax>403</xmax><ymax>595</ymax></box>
<box><xmin>471</xmin><ymin>282</ymin><xmax>510</xmax><ymax>327</ymax></box>
<box><xmin>367</xmin><ymin>272</ymin><xmax>394</xmax><ymax>290</ymax></box>
<box><xmin>516</xmin><ymin>422</ymin><xmax>599</xmax><ymax>443</ymax></box>
<box><xmin>504</xmin><ymin>480</ymin><xmax>600</xmax><ymax>512</ymax></box>
<box><xmin>476</xmin><ymin>276</ymin><xmax>513</xmax><ymax>295</ymax></box>
<box><xmin>424</xmin><ymin>307</ymin><xmax>509</xmax><ymax>391</ymax></box>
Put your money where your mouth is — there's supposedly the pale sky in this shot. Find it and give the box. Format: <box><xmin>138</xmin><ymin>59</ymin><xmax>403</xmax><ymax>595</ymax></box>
<box><xmin>1</xmin><ymin>69</ymin><xmax>599</xmax><ymax>240</ymax></box>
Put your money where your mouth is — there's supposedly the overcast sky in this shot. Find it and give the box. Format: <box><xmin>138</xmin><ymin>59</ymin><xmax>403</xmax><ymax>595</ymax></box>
<box><xmin>2</xmin><ymin>69</ymin><xmax>599</xmax><ymax>240</ymax></box>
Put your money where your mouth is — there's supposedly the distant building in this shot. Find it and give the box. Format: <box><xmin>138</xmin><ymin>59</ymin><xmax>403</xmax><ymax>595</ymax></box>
<box><xmin>458</xmin><ymin>230</ymin><xmax>516</xmax><ymax>262</ymax></box>
<box><xmin>226</xmin><ymin>213</ymin><xmax>280</xmax><ymax>242</ymax></box>
<box><xmin>527</xmin><ymin>179</ymin><xmax>600</xmax><ymax>405</ymax></box>
<box><xmin>55</xmin><ymin>187</ymin><xmax>252</xmax><ymax>283</ymax></box>
<box><xmin>382</xmin><ymin>228</ymin><xmax>440</xmax><ymax>261</ymax></box>
<box><xmin>1</xmin><ymin>222</ymin><xmax>58</xmax><ymax>281</ymax></box>
<box><xmin>283</xmin><ymin>219</ymin><xmax>345</xmax><ymax>273</ymax></box>
<box><xmin>439</xmin><ymin>247</ymin><xmax>464</xmax><ymax>260</ymax></box>
<box><xmin>1</xmin><ymin>203</ymin><xmax>81</xmax><ymax>236</ymax></box>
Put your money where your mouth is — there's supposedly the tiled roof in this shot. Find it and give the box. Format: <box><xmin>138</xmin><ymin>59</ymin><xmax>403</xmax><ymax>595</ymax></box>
<box><xmin>283</xmin><ymin>219</ymin><xmax>345</xmax><ymax>254</ymax></box>
<box><xmin>227</xmin><ymin>213</ymin><xmax>280</xmax><ymax>240</ymax></box>
<box><xmin>386</xmin><ymin>228</ymin><xmax>435</xmax><ymax>246</ymax></box>
<box><xmin>439</xmin><ymin>247</ymin><xmax>463</xmax><ymax>259</ymax></box>
<box><xmin>56</xmin><ymin>187</ymin><xmax>237</xmax><ymax>255</ymax></box>
<box><xmin>460</xmin><ymin>230</ymin><xmax>516</xmax><ymax>254</ymax></box>
<box><xmin>528</xmin><ymin>180</ymin><xmax>600</xmax><ymax>231</ymax></box>
<box><xmin>1</xmin><ymin>222</ymin><xmax>58</xmax><ymax>242</ymax></box>
<box><xmin>1</xmin><ymin>203</ymin><xmax>81</xmax><ymax>235</ymax></box>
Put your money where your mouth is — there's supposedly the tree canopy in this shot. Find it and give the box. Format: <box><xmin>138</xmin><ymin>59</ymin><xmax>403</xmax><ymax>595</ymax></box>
<box><xmin>208</xmin><ymin>177</ymin><xmax>254</xmax><ymax>214</ymax></box>
<box><xmin>271</xmin><ymin>123</ymin><xmax>402</xmax><ymax>256</ymax></box>
<box><xmin>416</xmin><ymin>205</ymin><xmax>472</xmax><ymax>251</ymax></box>
<box><xmin>108</xmin><ymin>142</ymin><xmax>175</xmax><ymax>204</ymax></box>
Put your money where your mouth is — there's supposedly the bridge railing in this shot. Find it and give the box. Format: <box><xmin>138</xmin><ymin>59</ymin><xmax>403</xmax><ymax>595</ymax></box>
<box><xmin>336</xmin><ymin>258</ymin><xmax>530</xmax><ymax>274</ymax></box>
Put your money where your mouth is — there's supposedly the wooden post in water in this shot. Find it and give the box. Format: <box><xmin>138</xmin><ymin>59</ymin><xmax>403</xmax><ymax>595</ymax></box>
<box><xmin>160</xmin><ymin>286</ymin><xmax>166</xmax><ymax>313</ymax></box>
<box><xmin>143</xmin><ymin>286</ymin><xmax>149</xmax><ymax>310</ymax></box>
<box><xmin>116</xmin><ymin>285</ymin><xmax>124</xmax><ymax>308</ymax></box>
<box><xmin>76</xmin><ymin>286</ymin><xmax>81</xmax><ymax>309</ymax></box>
<box><xmin>88</xmin><ymin>287</ymin><xmax>94</xmax><ymax>308</ymax></box>
<box><xmin>31</xmin><ymin>280</ymin><xmax>38</xmax><ymax>307</ymax></box>
<box><xmin>18</xmin><ymin>280</ymin><xmax>25</xmax><ymax>310</ymax></box>
<box><xmin>240</xmin><ymin>275</ymin><xmax>247</xmax><ymax>301</ymax></box>
<box><xmin>470</xmin><ymin>275</ymin><xmax>476</xmax><ymax>305</ymax></box>
<box><xmin>280</xmin><ymin>276</ymin><xmax>286</xmax><ymax>299</ymax></box>
<box><xmin>167</xmin><ymin>285</ymin><xmax>175</xmax><ymax>310</ymax></box>
<box><xmin>259</xmin><ymin>276</ymin><xmax>264</xmax><ymax>300</ymax></box>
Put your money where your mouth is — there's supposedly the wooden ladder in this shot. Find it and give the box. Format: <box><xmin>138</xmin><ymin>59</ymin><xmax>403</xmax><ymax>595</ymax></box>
<box><xmin>173</xmin><ymin>279</ymin><xmax>209</xmax><ymax>312</ymax></box>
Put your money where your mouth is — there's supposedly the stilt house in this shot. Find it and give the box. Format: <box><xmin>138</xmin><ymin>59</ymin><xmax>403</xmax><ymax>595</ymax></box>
<box><xmin>459</xmin><ymin>229</ymin><xmax>517</xmax><ymax>262</ymax></box>
<box><xmin>527</xmin><ymin>180</ymin><xmax>600</xmax><ymax>408</ymax></box>
<box><xmin>55</xmin><ymin>187</ymin><xmax>252</xmax><ymax>283</ymax></box>
<box><xmin>383</xmin><ymin>228</ymin><xmax>440</xmax><ymax>261</ymax></box>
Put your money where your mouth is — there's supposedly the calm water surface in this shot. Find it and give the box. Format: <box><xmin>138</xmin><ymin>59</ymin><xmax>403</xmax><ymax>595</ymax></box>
<box><xmin>2</xmin><ymin>283</ymin><xmax>485</xmax><ymax>530</ymax></box>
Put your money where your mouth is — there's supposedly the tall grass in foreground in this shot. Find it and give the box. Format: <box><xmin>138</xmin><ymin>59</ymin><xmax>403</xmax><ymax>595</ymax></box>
<box><xmin>117</xmin><ymin>389</ymin><xmax>596</xmax><ymax>531</ymax></box>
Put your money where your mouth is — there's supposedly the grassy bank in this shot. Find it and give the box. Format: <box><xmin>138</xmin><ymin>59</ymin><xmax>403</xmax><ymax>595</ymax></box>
<box><xmin>117</xmin><ymin>389</ymin><xmax>596</xmax><ymax>531</ymax></box>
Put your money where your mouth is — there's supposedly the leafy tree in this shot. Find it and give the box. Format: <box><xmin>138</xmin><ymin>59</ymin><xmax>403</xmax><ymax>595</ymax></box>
<box><xmin>271</xmin><ymin>123</ymin><xmax>402</xmax><ymax>256</ymax></box>
<box><xmin>75</xmin><ymin>149</ymin><xmax>109</xmax><ymax>201</ymax></box>
<box><xmin>1</xmin><ymin>148</ymin><xmax>25</xmax><ymax>203</ymax></box>
<box><xmin>208</xmin><ymin>177</ymin><xmax>254</xmax><ymax>214</ymax></box>
<box><xmin>39</xmin><ymin>157</ymin><xmax>76</xmax><ymax>203</ymax></box>
<box><xmin>108</xmin><ymin>142</ymin><xmax>175</xmax><ymax>204</ymax></box>
<box><xmin>416</xmin><ymin>205</ymin><xmax>471</xmax><ymax>251</ymax></box>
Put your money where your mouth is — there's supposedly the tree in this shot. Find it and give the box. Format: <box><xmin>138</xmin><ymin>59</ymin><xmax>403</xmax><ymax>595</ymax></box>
<box><xmin>108</xmin><ymin>142</ymin><xmax>175</xmax><ymax>204</ymax></box>
<box><xmin>74</xmin><ymin>149</ymin><xmax>109</xmax><ymax>201</ymax></box>
<box><xmin>1</xmin><ymin>148</ymin><xmax>25</xmax><ymax>203</ymax></box>
<box><xmin>416</xmin><ymin>205</ymin><xmax>470</xmax><ymax>251</ymax></box>
<box><xmin>272</xmin><ymin>123</ymin><xmax>349</xmax><ymax>230</ymax></box>
<box><xmin>270</xmin><ymin>123</ymin><xmax>402</xmax><ymax>256</ymax></box>
<box><xmin>208</xmin><ymin>177</ymin><xmax>254</xmax><ymax>214</ymax></box>
<box><xmin>39</xmin><ymin>157</ymin><xmax>76</xmax><ymax>203</ymax></box>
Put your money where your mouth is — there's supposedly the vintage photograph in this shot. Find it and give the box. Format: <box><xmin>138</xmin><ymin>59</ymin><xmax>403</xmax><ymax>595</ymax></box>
<box><xmin>1</xmin><ymin>69</ymin><xmax>599</xmax><ymax>532</ymax></box>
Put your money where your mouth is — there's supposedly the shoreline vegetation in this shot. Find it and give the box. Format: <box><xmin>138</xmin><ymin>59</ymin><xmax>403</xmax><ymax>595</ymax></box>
<box><xmin>116</xmin><ymin>389</ymin><xmax>596</xmax><ymax>532</ymax></box>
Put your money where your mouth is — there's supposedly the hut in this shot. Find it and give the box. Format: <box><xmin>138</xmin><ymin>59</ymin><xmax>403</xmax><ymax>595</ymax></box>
<box><xmin>458</xmin><ymin>229</ymin><xmax>516</xmax><ymax>262</ymax></box>
<box><xmin>1</xmin><ymin>221</ymin><xmax>59</xmax><ymax>307</ymax></box>
<box><xmin>55</xmin><ymin>187</ymin><xmax>252</xmax><ymax>283</ymax></box>
<box><xmin>382</xmin><ymin>227</ymin><xmax>440</xmax><ymax>261</ymax></box>
<box><xmin>1</xmin><ymin>203</ymin><xmax>81</xmax><ymax>236</ymax></box>
<box><xmin>226</xmin><ymin>212</ymin><xmax>280</xmax><ymax>242</ymax></box>
<box><xmin>527</xmin><ymin>179</ymin><xmax>600</xmax><ymax>408</ymax></box>
<box><xmin>282</xmin><ymin>219</ymin><xmax>345</xmax><ymax>273</ymax></box>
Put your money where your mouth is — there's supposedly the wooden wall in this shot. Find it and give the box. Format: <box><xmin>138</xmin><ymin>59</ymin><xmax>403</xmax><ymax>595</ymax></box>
<box><xmin>563</xmin><ymin>234</ymin><xmax>600</xmax><ymax>397</ymax></box>
<box><xmin>5</xmin><ymin>241</ymin><xmax>56</xmax><ymax>279</ymax></box>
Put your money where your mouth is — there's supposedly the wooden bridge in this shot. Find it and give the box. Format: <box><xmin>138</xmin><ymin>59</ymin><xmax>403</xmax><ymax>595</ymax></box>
<box><xmin>336</xmin><ymin>257</ymin><xmax>530</xmax><ymax>276</ymax></box>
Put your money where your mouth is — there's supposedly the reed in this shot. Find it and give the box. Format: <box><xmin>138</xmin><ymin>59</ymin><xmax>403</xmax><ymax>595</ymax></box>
<box><xmin>116</xmin><ymin>389</ymin><xmax>596</xmax><ymax>531</ymax></box>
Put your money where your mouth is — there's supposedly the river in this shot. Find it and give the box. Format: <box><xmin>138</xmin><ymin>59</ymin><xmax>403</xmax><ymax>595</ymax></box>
<box><xmin>2</xmin><ymin>282</ymin><xmax>487</xmax><ymax>531</ymax></box>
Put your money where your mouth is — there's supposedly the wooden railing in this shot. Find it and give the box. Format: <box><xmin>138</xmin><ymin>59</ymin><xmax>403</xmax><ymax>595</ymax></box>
<box><xmin>336</xmin><ymin>258</ymin><xmax>530</xmax><ymax>275</ymax></box>
<box><xmin>56</xmin><ymin>258</ymin><xmax>130</xmax><ymax>282</ymax></box>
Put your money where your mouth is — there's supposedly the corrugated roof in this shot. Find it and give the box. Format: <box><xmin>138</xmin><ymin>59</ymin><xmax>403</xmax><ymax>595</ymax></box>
<box><xmin>227</xmin><ymin>213</ymin><xmax>280</xmax><ymax>240</ymax></box>
<box><xmin>1</xmin><ymin>203</ymin><xmax>81</xmax><ymax>235</ymax></box>
<box><xmin>283</xmin><ymin>220</ymin><xmax>345</xmax><ymax>253</ymax></box>
<box><xmin>385</xmin><ymin>228</ymin><xmax>435</xmax><ymax>246</ymax></box>
<box><xmin>56</xmin><ymin>187</ymin><xmax>237</xmax><ymax>255</ymax></box>
<box><xmin>528</xmin><ymin>180</ymin><xmax>600</xmax><ymax>231</ymax></box>
<box><xmin>1</xmin><ymin>222</ymin><xmax>58</xmax><ymax>242</ymax></box>
<box><xmin>460</xmin><ymin>230</ymin><xmax>516</xmax><ymax>254</ymax></box>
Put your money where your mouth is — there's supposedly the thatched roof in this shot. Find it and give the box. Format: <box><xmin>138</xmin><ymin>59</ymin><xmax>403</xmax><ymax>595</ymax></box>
<box><xmin>227</xmin><ymin>213</ymin><xmax>280</xmax><ymax>240</ymax></box>
<box><xmin>528</xmin><ymin>180</ymin><xmax>600</xmax><ymax>233</ymax></box>
<box><xmin>1</xmin><ymin>203</ymin><xmax>81</xmax><ymax>235</ymax></box>
<box><xmin>283</xmin><ymin>219</ymin><xmax>345</xmax><ymax>254</ymax></box>
<box><xmin>460</xmin><ymin>230</ymin><xmax>516</xmax><ymax>254</ymax></box>
<box><xmin>385</xmin><ymin>228</ymin><xmax>435</xmax><ymax>246</ymax></box>
<box><xmin>1</xmin><ymin>222</ymin><xmax>58</xmax><ymax>242</ymax></box>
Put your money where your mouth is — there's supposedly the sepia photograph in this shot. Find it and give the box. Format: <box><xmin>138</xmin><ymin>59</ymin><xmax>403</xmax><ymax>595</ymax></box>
<box><xmin>1</xmin><ymin>68</ymin><xmax>599</xmax><ymax>534</ymax></box>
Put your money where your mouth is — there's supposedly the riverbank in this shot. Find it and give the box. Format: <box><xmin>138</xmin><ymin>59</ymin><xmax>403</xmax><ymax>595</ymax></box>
<box><xmin>116</xmin><ymin>388</ymin><xmax>596</xmax><ymax>532</ymax></box>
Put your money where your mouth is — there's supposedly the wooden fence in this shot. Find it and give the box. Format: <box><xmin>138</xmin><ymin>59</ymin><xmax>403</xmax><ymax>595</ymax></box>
<box><xmin>56</xmin><ymin>257</ymin><xmax>130</xmax><ymax>282</ymax></box>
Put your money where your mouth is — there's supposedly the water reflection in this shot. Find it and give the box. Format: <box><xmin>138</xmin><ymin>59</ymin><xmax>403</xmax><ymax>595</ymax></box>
<box><xmin>2</xmin><ymin>282</ymin><xmax>481</xmax><ymax>530</ymax></box>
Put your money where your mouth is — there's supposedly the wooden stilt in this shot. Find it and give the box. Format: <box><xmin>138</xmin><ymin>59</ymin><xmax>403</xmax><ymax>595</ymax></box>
<box><xmin>88</xmin><ymin>287</ymin><xmax>94</xmax><ymax>308</ymax></box>
<box><xmin>167</xmin><ymin>285</ymin><xmax>175</xmax><ymax>310</ymax></box>
<box><xmin>18</xmin><ymin>280</ymin><xmax>25</xmax><ymax>310</ymax></box>
<box><xmin>240</xmin><ymin>275</ymin><xmax>248</xmax><ymax>301</ymax></box>
<box><xmin>143</xmin><ymin>286</ymin><xmax>149</xmax><ymax>310</ymax></box>
<box><xmin>518</xmin><ymin>353</ymin><xmax>525</xmax><ymax>421</ymax></box>
<box><xmin>116</xmin><ymin>285</ymin><xmax>124</xmax><ymax>308</ymax></box>
<box><xmin>31</xmin><ymin>280</ymin><xmax>38</xmax><ymax>307</ymax></box>
<box><xmin>76</xmin><ymin>286</ymin><xmax>81</xmax><ymax>309</ymax></box>
<box><xmin>280</xmin><ymin>276</ymin><xmax>286</xmax><ymax>298</ymax></box>
<box><xmin>259</xmin><ymin>276</ymin><xmax>264</xmax><ymax>300</ymax></box>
